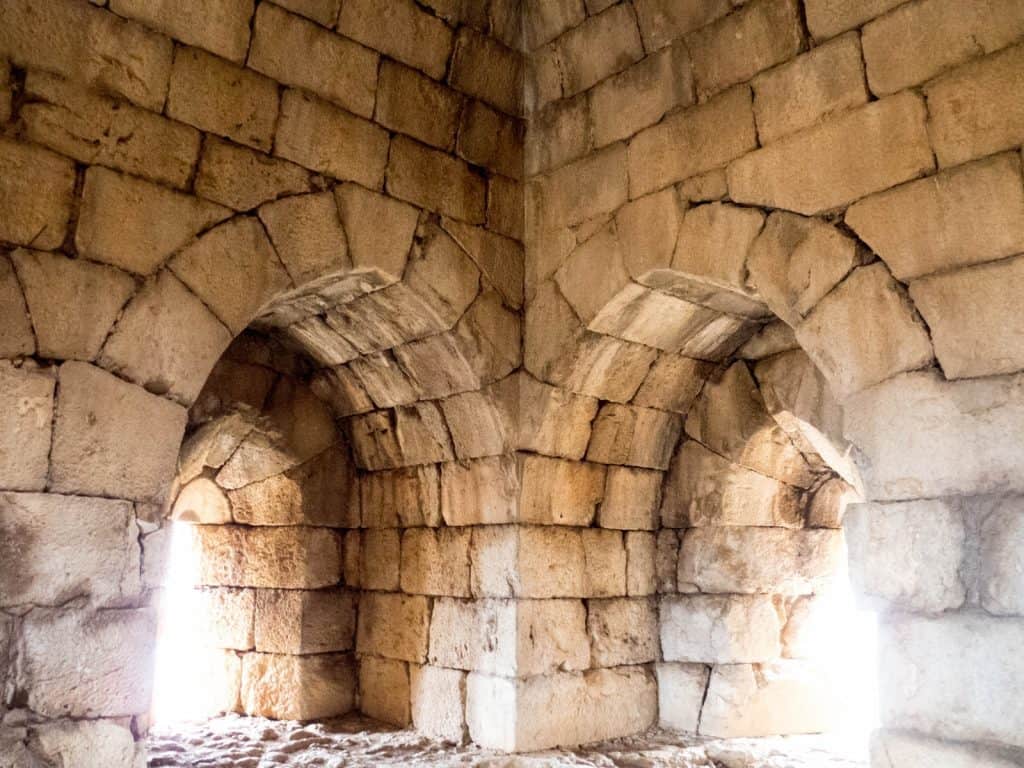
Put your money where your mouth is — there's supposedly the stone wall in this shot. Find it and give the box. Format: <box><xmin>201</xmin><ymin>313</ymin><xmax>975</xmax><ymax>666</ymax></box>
<box><xmin>0</xmin><ymin>0</ymin><xmax>1023</xmax><ymax>765</ymax></box>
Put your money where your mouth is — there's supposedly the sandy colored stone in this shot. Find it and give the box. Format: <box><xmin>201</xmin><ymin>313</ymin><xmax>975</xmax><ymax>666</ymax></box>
<box><xmin>194</xmin><ymin>525</ymin><xmax>341</xmax><ymax>589</ymax></box>
<box><xmin>335</xmin><ymin>184</ymin><xmax>419</xmax><ymax>278</ymax></box>
<box><xmin>588</xmin><ymin>597</ymin><xmax>659</xmax><ymax>666</ymax></box>
<box><xmin>23</xmin><ymin>72</ymin><xmax>200</xmax><ymax>190</ymax></box>
<box><xmin>388</xmin><ymin>137</ymin><xmax>486</xmax><ymax>224</ymax></box>
<box><xmin>0</xmin><ymin>137</ymin><xmax>75</xmax><ymax>251</ymax></box>
<box><xmin>615</xmin><ymin>188</ymin><xmax>683</xmax><ymax>280</ymax></box>
<box><xmin>487</xmin><ymin>175</ymin><xmax>523</xmax><ymax>241</ymax></box>
<box><xmin>359</xmin><ymin>656</ymin><xmax>410</xmax><ymax>726</ymax></box>
<box><xmin>492</xmin><ymin>374</ymin><xmax>597</xmax><ymax>460</ymax></box>
<box><xmin>738</xmin><ymin>320</ymin><xmax>799</xmax><ymax>361</ymax></box>
<box><xmin>678</xmin><ymin>527</ymin><xmax>843</xmax><ymax>595</ymax></box>
<box><xmin>195</xmin><ymin>138</ymin><xmax>311</xmax><ymax>212</ymax></box>
<box><xmin>0</xmin><ymin>0</ymin><xmax>172</xmax><ymax>110</ymax></box>
<box><xmin>586</xmin><ymin>403</ymin><xmax>682</xmax><ymax>471</ymax></box>
<box><xmin>361</xmin><ymin>465</ymin><xmax>440</xmax><ymax>528</ymax></box>
<box><xmin>375</xmin><ymin>60</ymin><xmax>463</xmax><ymax>150</ymax></box>
<box><xmin>803</xmin><ymin>0</ymin><xmax>906</xmax><ymax>40</ymax></box>
<box><xmin>536</xmin><ymin>143</ymin><xmax>629</xmax><ymax>229</ymax></box>
<box><xmin>360</xmin><ymin>528</ymin><xmax>400</xmax><ymax>591</ymax></box>
<box><xmin>428</xmin><ymin>598</ymin><xmax>516</xmax><ymax>675</ymax></box>
<box><xmin>632</xmin><ymin>0</ymin><xmax>731</xmax><ymax>50</ymax></box>
<box><xmin>438</xmin><ymin>392</ymin><xmax>506</xmax><ymax>458</ymax></box>
<box><xmin>401</xmin><ymin>528</ymin><xmax>471</xmax><ymax>597</ymax></box>
<box><xmin>241</xmin><ymin>652</ymin><xmax>355</xmax><ymax>720</ymax></box>
<box><xmin>526</xmin><ymin>94</ymin><xmax>589</xmax><ymax>176</ymax></box>
<box><xmin>554</xmin><ymin>2</ymin><xmax>643</xmax><ymax>98</ymax></box>
<box><xmin>12</xmin><ymin>249</ymin><xmax>134</xmax><ymax>361</ymax></box>
<box><xmin>629</xmin><ymin>85</ymin><xmax>757</xmax><ymax>199</ymax></box>
<box><xmin>555</xmin><ymin>222</ymin><xmax>631</xmax><ymax>324</ymax></box>
<box><xmin>581</xmin><ymin>528</ymin><xmax>627</xmax><ymax>598</ymax></box>
<box><xmin>442</xmin><ymin>220</ymin><xmax>524</xmax><ymax>312</ymax></box>
<box><xmin>29</xmin><ymin>719</ymin><xmax>145</xmax><ymax>768</ymax></box>
<box><xmin>187</xmin><ymin>587</ymin><xmax>254</xmax><ymax>650</ymax></box>
<box><xmin>50</xmin><ymin>362</ymin><xmax>186</xmax><ymax>501</ymax></box>
<box><xmin>597</xmin><ymin>466</ymin><xmax>662</xmax><ymax>531</ymax></box>
<box><xmin>0</xmin><ymin>255</ymin><xmax>34</xmax><ymax>358</ymax></box>
<box><xmin>661</xmin><ymin>595</ymin><xmax>782</xmax><ymax>664</ymax></box>
<box><xmin>752</xmin><ymin>31</ymin><xmax>867</xmax><ymax>144</ymax></box>
<box><xmin>656</xmin><ymin>663</ymin><xmax>710</xmax><ymax>732</ymax></box>
<box><xmin>978</xmin><ymin>496</ymin><xmax>1024</xmax><ymax>616</ymax></box>
<box><xmin>111</xmin><ymin>0</ymin><xmax>253</xmax><ymax>63</ymax></box>
<box><xmin>517</xmin><ymin>599</ymin><xmax>590</xmax><ymax>676</ymax></box>
<box><xmin>632</xmin><ymin>355</ymin><xmax>713</xmax><ymax>414</ymax></box>
<box><xmin>625</xmin><ymin>531</ymin><xmax>657</xmax><ymax>597</ymax></box>
<box><xmin>441</xmin><ymin>456</ymin><xmax>518</xmax><ymax>526</ymax></box>
<box><xmin>448</xmin><ymin>27</ymin><xmax>522</xmax><ymax>116</ymax></box>
<box><xmin>338</xmin><ymin>0</ymin><xmax>452</xmax><ymax>80</ymax></box>
<box><xmin>519</xmin><ymin>455</ymin><xmax>605</xmax><ymax>526</ymax></box>
<box><xmin>410</xmin><ymin>665</ymin><xmax>467</xmax><ymax>743</ymax></box>
<box><xmin>795</xmin><ymin>263</ymin><xmax>934</xmax><ymax>401</ymax></box>
<box><xmin>271</xmin><ymin>0</ymin><xmax>340</xmax><ymax>25</ymax></box>
<box><xmin>356</xmin><ymin>592</ymin><xmax>430</xmax><ymax>663</ymax></box>
<box><xmin>275</xmin><ymin>89</ymin><xmax>389</xmax><ymax>187</ymax></box>
<box><xmin>258</xmin><ymin>191</ymin><xmax>349</xmax><ymax>285</ymax></box>
<box><xmin>672</xmin><ymin>203</ymin><xmax>765</xmax><ymax>294</ymax></box>
<box><xmin>0</xmin><ymin>363</ymin><xmax>54</xmax><ymax>492</ymax></box>
<box><xmin>728</xmin><ymin>92</ymin><xmax>935</xmax><ymax>215</ymax></box>
<box><xmin>252</xmin><ymin>588</ymin><xmax>354</xmax><ymax>655</ymax></box>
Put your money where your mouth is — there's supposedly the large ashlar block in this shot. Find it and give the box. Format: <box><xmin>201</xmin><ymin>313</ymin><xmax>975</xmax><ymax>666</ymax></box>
<box><xmin>843</xmin><ymin>370</ymin><xmax>1024</xmax><ymax>501</ymax></box>
<box><xmin>427</xmin><ymin>598</ymin><xmax>516</xmax><ymax>675</ymax></box>
<box><xmin>661</xmin><ymin>441</ymin><xmax>803</xmax><ymax>529</ymax></box>
<box><xmin>241</xmin><ymin>652</ymin><xmax>355</xmax><ymax>720</ymax></box>
<box><xmin>685</xmin><ymin>362</ymin><xmax>815</xmax><ymax>488</ymax></box>
<box><xmin>846</xmin><ymin>500</ymin><xmax>965</xmax><ymax>614</ymax></box>
<box><xmin>361</xmin><ymin>465</ymin><xmax>440</xmax><ymax>528</ymax></box>
<box><xmin>410</xmin><ymin>665</ymin><xmax>467</xmax><ymax>743</ymax></box>
<box><xmin>518</xmin><ymin>455</ymin><xmax>605</xmax><ymax>526</ymax></box>
<box><xmin>357</xmin><ymin>592</ymin><xmax>430</xmax><ymax>663</ymax></box>
<box><xmin>449</xmin><ymin>27</ymin><xmax>522</xmax><ymax>115</ymax></box>
<box><xmin>20</xmin><ymin>606</ymin><xmax>156</xmax><ymax>717</ymax></box>
<box><xmin>0</xmin><ymin>492</ymin><xmax>140</xmax><ymax>609</ymax></box>
<box><xmin>661</xmin><ymin>595</ymin><xmax>782</xmax><ymax>664</ymax></box>
<box><xmin>194</xmin><ymin>525</ymin><xmax>341</xmax><ymax>589</ymax></box>
<box><xmin>626</xmin><ymin>531</ymin><xmax>657</xmax><ymax>596</ymax></box>
<box><xmin>657</xmin><ymin>663</ymin><xmax>711</xmax><ymax>732</ymax></box>
<box><xmin>555</xmin><ymin>221</ymin><xmax>631</xmax><ymax>326</ymax></box>
<box><xmin>880</xmin><ymin>614</ymin><xmax>1024</xmax><ymax>748</ymax></box>
<box><xmin>0</xmin><ymin>255</ymin><xmax>34</xmax><ymax>358</ymax></box>
<box><xmin>632</xmin><ymin>354</ymin><xmax>714</xmax><ymax>415</ymax></box>
<box><xmin>0</xmin><ymin>363</ymin><xmax>54</xmax><ymax>492</ymax></box>
<box><xmin>978</xmin><ymin>496</ymin><xmax>1024</xmax><ymax>616</ymax></box>
<box><xmin>699</xmin><ymin>661</ymin><xmax>838</xmax><ymax>737</ymax></box>
<box><xmin>439</xmin><ymin>392</ymin><xmax>508</xmax><ymax>459</ymax></box>
<box><xmin>195</xmin><ymin>137</ymin><xmax>311</xmax><ymax>212</ymax></box>
<box><xmin>254</xmin><ymin>589</ymin><xmax>356</xmax><ymax>654</ymax></box>
<box><xmin>401</xmin><ymin>528</ymin><xmax>471</xmax><ymax>597</ymax></box>
<box><xmin>615</xmin><ymin>188</ymin><xmax>684</xmax><ymax>281</ymax></box>
<box><xmin>189</xmin><ymin>587</ymin><xmax>254</xmax><ymax>650</ymax></box>
<box><xmin>336</xmin><ymin>184</ymin><xmax>420</xmax><ymax>279</ymax></box>
<box><xmin>441</xmin><ymin>455</ymin><xmax>518</xmax><ymax>526</ymax></box>
<box><xmin>387</xmin><ymin>136</ymin><xmax>486</xmax><ymax>224</ymax></box>
<box><xmin>0</xmin><ymin>137</ymin><xmax>75</xmax><ymax>250</ymax></box>
<box><xmin>537</xmin><ymin>143</ymin><xmax>628</xmax><ymax>229</ymax></box>
<box><xmin>924</xmin><ymin>42</ymin><xmax>1024</xmax><ymax>167</ymax></box>
<box><xmin>360</xmin><ymin>528</ymin><xmax>400</xmax><ymax>591</ymax></box>
<box><xmin>599</xmin><ymin>466</ymin><xmax>662</xmax><ymax>530</ymax></box>
<box><xmin>803</xmin><ymin>0</ymin><xmax>906</xmax><ymax>41</ymax></box>
<box><xmin>258</xmin><ymin>191</ymin><xmax>350</xmax><ymax>287</ymax></box>
<box><xmin>586</xmin><ymin>403</ymin><xmax>681</xmax><ymax>471</ymax></box>
<box><xmin>795</xmin><ymin>263</ymin><xmax>934</xmax><ymax>401</ymax></box>
<box><xmin>111</xmin><ymin>0</ymin><xmax>252</xmax><ymax>64</ymax></box>
<box><xmin>672</xmin><ymin>202</ymin><xmax>764</xmax><ymax>295</ymax></box>
<box><xmin>728</xmin><ymin>92</ymin><xmax>934</xmax><ymax>215</ymax></box>
<box><xmin>846</xmin><ymin>152</ymin><xmax>1024</xmax><ymax>281</ymax></box>
<box><xmin>910</xmin><ymin>255</ymin><xmax>1024</xmax><ymax>380</ymax></box>
<box><xmin>28</xmin><ymin>719</ymin><xmax>146</xmax><ymax>768</ymax></box>
<box><xmin>871</xmin><ymin>729</ymin><xmax>1024</xmax><ymax>768</ymax></box>
<box><xmin>467</xmin><ymin>667</ymin><xmax>657</xmax><ymax>751</ymax></box>
<box><xmin>517</xmin><ymin>527</ymin><xmax>585</xmax><ymax>598</ymax></box>
<box><xmin>359</xmin><ymin>656</ymin><xmax>411</xmax><ymax>727</ymax></box>
<box><xmin>49</xmin><ymin>362</ymin><xmax>186</xmax><ymax>502</ymax></box>
<box><xmin>588</xmin><ymin>597</ymin><xmax>659</xmax><ymax>667</ymax></box>
<box><xmin>469</xmin><ymin>526</ymin><xmax>518</xmax><ymax>598</ymax></box>
<box><xmin>491</xmin><ymin>373</ymin><xmax>598</xmax><ymax>460</ymax></box>
<box><xmin>375</xmin><ymin>59</ymin><xmax>462</xmax><ymax>150</ymax></box>
<box><xmin>338</xmin><ymin>0</ymin><xmax>452</xmax><ymax>81</ymax></box>
<box><xmin>678</xmin><ymin>527</ymin><xmax>843</xmax><ymax>595</ymax></box>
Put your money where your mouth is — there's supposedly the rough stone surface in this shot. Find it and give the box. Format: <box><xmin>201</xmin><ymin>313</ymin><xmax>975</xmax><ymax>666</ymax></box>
<box><xmin>194</xmin><ymin>525</ymin><xmax>342</xmax><ymax>589</ymax></box>
<box><xmin>241</xmin><ymin>652</ymin><xmax>355</xmax><ymax>720</ymax></box>
<box><xmin>0</xmin><ymin>363</ymin><xmax>55</xmax><ymax>492</ymax></box>
<box><xmin>661</xmin><ymin>595</ymin><xmax>782</xmax><ymax>664</ymax></box>
<box><xmin>0</xmin><ymin>138</ymin><xmax>76</xmax><ymax>251</ymax></box>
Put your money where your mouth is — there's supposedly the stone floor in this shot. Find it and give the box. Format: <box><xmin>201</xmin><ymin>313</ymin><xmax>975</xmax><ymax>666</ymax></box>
<box><xmin>147</xmin><ymin>715</ymin><xmax>869</xmax><ymax>768</ymax></box>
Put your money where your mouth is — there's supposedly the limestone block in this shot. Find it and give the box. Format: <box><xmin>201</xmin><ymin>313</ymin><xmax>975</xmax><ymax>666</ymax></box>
<box><xmin>275</xmin><ymin>89</ymin><xmax>388</xmax><ymax>187</ymax></box>
<box><xmin>657</xmin><ymin>530</ymin><xmax>679</xmax><ymax>593</ymax></box>
<box><xmin>376</xmin><ymin>60</ymin><xmax>462</xmax><ymax>150</ymax></box>
<box><xmin>678</xmin><ymin>168</ymin><xmax>729</xmax><ymax>202</ymax></box>
<box><xmin>188</xmin><ymin>647</ymin><xmax>243</xmax><ymax>716</ymax></box>
<box><xmin>672</xmin><ymin>203</ymin><xmax>764</xmax><ymax>294</ymax></box>
<box><xmin>361</xmin><ymin>528</ymin><xmax>400</xmax><ymax>591</ymax></box>
<box><xmin>880</xmin><ymin>614</ymin><xmax>1024</xmax><ymax>748</ymax></box>
<box><xmin>686</xmin><ymin>0</ymin><xmax>802</xmax><ymax>99</ymax></box>
<box><xmin>699</xmin><ymin>661</ymin><xmax>838</xmax><ymax>737</ymax></box>
<box><xmin>335</xmin><ymin>184</ymin><xmax>419</xmax><ymax>279</ymax></box>
<box><xmin>626</xmin><ymin>531</ymin><xmax>657</xmax><ymax>596</ymax></box>
<box><xmin>338</xmin><ymin>0</ymin><xmax>452</xmax><ymax>79</ymax></box>
<box><xmin>587</xmin><ymin>403</ymin><xmax>682</xmax><ymax>471</ymax></box>
<box><xmin>686</xmin><ymin>361</ymin><xmax>815</xmax><ymax>487</ymax></box>
<box><xmin>99</xmin><ymin>271</ymin><xmax>232</xmax><ymax>405</ymax></box>
<box><xmin>795</xmin><ymin>264</ymin><xmax>934</xmax><ymax>401</ymax></box>
<box><xmin>487</xmin><ymin>175</ymin><xmax>523</xmax><ymax>241</ymax></box>
<box><xmin>843</xmin><ymin>370</ymin><xmax>1024</xmax><ymax>501</ymax></box>
<box><xmin>12</xmin><ymin>249</ymin><xmax>134</xmax><ymax>362</ymax></box>
<box><xmin>910</xmin><ymin>255</ymin><xmax>1024</xmax><ymax>379</ymax></box>
<box><xmin>349</xmin><ymin>352</ymin><xmax>418</xmax><ymax>409</ymax></box>
<box><xmin>591</xmin><ymin>44</ymin><xmax>694</xmax><ymax>147</ymax></box>
<box><xmin>343</xmin><ymin>530</ymin><xmax>361</xmax><ymax>588</ymax></box>
<box><xmin>747</xmin><ymin>211</ymin><xmax>863</xmax><ymax>327</ymax></box>
<box><xmin>516</xmin><ymin>599</ymin><xmax>589</xmax><ymax>676</ymax></box>
<box><xmin>871</xmin><ymin>729</ymin><xmax>1023</xmax><ymax>768</ymax></box>
<box><xmin>615</xmin><ymin>189</ymin><xmax>683</xmax><ymax>280</ymax></box>
<box><xmin>752</xmin><ymin>32</ymin><xmax>867</xmax><ymax>144</ymax></box>
<box><xmin>588</xmin><ymin>597</ymin><xmax>658</xmax><ymax>666</ymax></box>
<box><xmin>311</xmin><ymin>366</ymin><xmax>375</xmax><ymax>418</ymax></box>
<box><xmin>241</xmin><ymin>652</ymin><xmax>355</xmax><ymax>720</ymax></box>
<box><xmin>410</xmin><ymin>665</ymin><xmax>467</xmax><ymax>743</ymax></box>
<box><xmin>0</xmin><ymin>138</ymin><xmax>75</xmax><ymax>250</ymax></box>
<box><xmin>518</xmin><ymin>455</ymin><xmax>604</xmax><ymax>526</ymax></box>
<box><xmin>190</xmin><ymin>587</ymin><xmax>254</xmax><ymax>650</ymax></box>
<box><xmin>167</xmin><ymin>47</ymin><xmax>277</xmax><ymax>152</ymax></box>
<box><xmin>0</xmin><ymin>492</ymin><xmax>140</xmax><ymax>608</ymax></box>
<box><xmin>50</xmin><ymin>362</ymin><xmax>186</xmax><ymax>501</ymax></box>
<box><xmin>524</xmin><ymin>0</ymin><xmax>585</xmax><ymax>48</ymax></box>
<box><xmin>247</xmin><ymin>2</ymin><xmax>376</xmax><ymax>117</ymax></box>
<box><xmin>470</xmin><ymin>526</ymin><xmax>519</xmax><ymax>598</ymax></box>
<box><xmin>401</xmin><ymin>528</ymin><xmax>471</xmax><ymax>597</ymax></box>
<box><xmin>847</xmin><ymin>153</ymin><xmax>1024</xmax><ymax>281</ymax></box>
<box><xmin>518</xmin><ymin>526</ymin><xmax>585</xmax><ymax>598</ymax></box>
<box><xmin>0</xmin><ymin>255</ymin><xmax>34</xmax><ymax>358</ymax></box>
<box><xmin>597</xmin><ymin>466</ymin><xmax>662</xmax><ymax>531</ymax></box>
<box><xmin>438</xmin><ymin>392</ymin><xmax>506</xmax><ymax>459</ymax></box>
<box><xmin>629</xmin><ymin>85</ymin><xmax>757</xmax><ymax>199</ymax></box>
<box><xmin>678</xmin><ymin>527</ymin><xmax>843</xmax><ymax>595</ymax></box>
<box><xmin>536</xmin><ymin>143</ymin><xmax>629</xmax><ymax>228</ymax></box>
<box><xmin>448</xmin><ymin>28</ymin><xmax>522</xmax><ymax>116</ymax></box>
<box><xmin>195</xmin><ymin>138</ymin><xmax>311</xmax><ymax>212</ymax></box>
<box><xmin>0</xmin><ymin>0</ymin><xmax>171</xmax><ymax>110</ymax></box>
<box><xmin>555</xmin><ymin>3</ymin><xmax>643</xmax><ymax>98</ymax></box>
<box><xmin>656</xmin><ymin>663</ymin><xmax>711</xmax><ymax>732</ymax></box>
<box><xmin>632</xmin><ymin>354</ymin><xmax>714</xmax><ymax>415</ymax></box>
<box><xmin>442</xmin><ymin>219</ymin><xmax>524</xmax><ymax>310</ymax></box>
<box><xmin>925</xmin><ymin>44</ymin><xmax>1024</xmax><ymax>168</ymax></box>
<box><xmin>806</xmin><ymin>477</ymin><xmax>859</xmax><ymax>529</ymax></box>
<box><xmin>28</xmin><ymin>719</ymin><xmax>145</xmax><ymax>768</ymax></box>
<box><xmin>194</xmin><ymin>525</ymin><xmax>342</xmax><ymax>589</ymax></box>
<box><xmin>23</xmin><ymin>72</ymin><xmax>200</xmax><ymax>190</ymax></box>
<box><xmin>387</xmin><ymin>136</ymin><xmax>486</xmax><ymax>224</ymax></box>
<box><xmin>863</xmin><ymin>0</ymin><xmax>1024</xmax><ymax>96</ymax></box>
<box><xmin>110</xmin><ymin>0</ymin><xmax>252</xmax><ymax>62</ymax></box>
<box><xmin>977</xmin><ymin>496</ymin><xmax>1024</xmax><ymax>616</ymax></box>
<box><xmin>738</xmin><ymin>320</ymin><xmax>799</xmax><ymax>361</ymax></box>
<box><xmin>272</xmin><ymin>0</ymin><xmax>340</xmax><ymax>26</ymax></box>
<box><xmin>465</xmin><ymin>673</ymin><xmax>517</xmax><ymax>750</ymax></box>
<box><xmin>356</xmin><ymin>592</ymin><xmax>430</xmax><ymax>663</ymax></box>
<box><xmin>77</xmin><ymin>167</ymin><xmax>230</xmax><ymax>276</ymax></box>
<box><xmin>348</xmin><ymin>411</ymin><xmax>402</xmax><ymax>470</ymax></box>
<box><xmin>361</xmin><ymin>465</ymin><xmax>441</xmax><ymax>528</ymax></box>
<box><xmin>555</xmin><ymin>223</ymin><xmax>631</xmax><ymax>325</ymax></box>
<box><xmin>661</xmin><ymin>441</ymin><xmax>803</xmax><ymax>528</ymax></box>
<box><xmin>441</xmin><ymin>455</ymin><xmax>518</xmax><ymax>526</ymax></box>
<box><xmin>803</xmin><ymin>0</ymin><xmax>906</xmax><ymax>40</ymax></box>
<box><xmin>456</xmin><ymin>100</ymin><xmax>524</xmax><ymax>180</ymax></box>
<box><xmin>256</xmin><ymin>195</ymin><xmax>347</xmax><ymax>287</ymax></box>
<box><xmin>0</xmin><ymin>363</ymin><xmax>54</xmax><ymax>492</ymax></box>
<box><xmin>359</xmin><ymin>655</ymin><xmax>411</xmax><ymax>726</ymax></box>
<box><xmin>582</xmin><ymin>528</ymin><xmax>628</xmax><ymax>598</ymax></box>
<box><xmin>20</xmin><ymin>606</ymin><xmax>156</xmax><ymax>717</ymax></box>
<box><xmin>661</xmin><ymin>595</ymin><xmax>782</xmax><ymax>664</ymax></box>
<box><xmin>526</xmin><ymin>94</ymin><xmax>589</xmax><ymax>176</ymax></box>
<box><xmin>427</xmin><ymin>598</ymin><xmax>516</xmax><ymax>675</ymax></box>
<box><xmin>177</xmin><ymin>415</ymin><xmax>255</xmax><ymax>487</ymax></box>
<box><xmin>229</xmin><ymin>448</ymin><xmax>359</xmax><ymax>528</ymax></box>
<box><xmin>728</xmin><ymin>92</ymin><xmax>935</xmax><ymax>215</ymax></box>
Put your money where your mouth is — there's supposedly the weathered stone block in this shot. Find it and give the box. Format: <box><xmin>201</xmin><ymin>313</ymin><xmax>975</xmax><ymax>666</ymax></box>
<box><xmin>387</xmin><ymin>137</ymin><xmax>486</xmax><ymax>224</ymax></box>
<box><xmin>632</xmin><ymin>354</ymin><xmax>713</xmax><ymax>415</ymax></box>
<box><xmin>335</xmin><ymin>184</ymin><xmax>419</xmax><ymax>279</ymax></box>
<box><xmin>587</xmin><ymin>403</ymin><xmax>682</xmax><ymax>470</ymax></box>
<box><xmin>0</xmin><ymin>255</ymin><xmax>34</xmax><ymax>358</ymax></box>
<box><xmin>588</xmin><ymin>597</ymin><xmax>659</xmax><ymax>666</ymax></box>
<box><xmin>449</xmin><ymin>28</ymin><xmax>522</xmax><ymax>116</ymax></box>
<box><xmin>194</xmin><ymin>525</ymin><xmax>342</xmax><ymax>589</ymax></box>
<box><xmin>356</xmin><ymin>592</ymin><xmax>430</xmax><ymax>663</ymax></box>
<box><xmin>976</xmin><ymin>497</ymin><xmax>1024</xmax><ymax>616</ymax></box>
<box><xmin>456</xmin><ymin>100</ymin><xmax>523</xmax><ymax>180</ymax></box>
<box><xmin>556</xmin><ymin>2</ymin><xmax>643</xmax><ymax>98</ymax></box>
<box><xmin>190</xmin><ymin>587</ymin><xmax>254</xmax><ymax>650</ymax></box>
<box><xmin>375</xmin><ymin>60</ymin><xmax>463</xmax><ymax>150</ymax></box>
<box><xmin>241</xmin><ymin>652</ymin><xmax>355</xmax><ymax>720</ymax></box>
<box><xmin>441</xmin><ymin>455</ymin><xmax>518</xmax><ymax>526</ymax></box>
<box><xmin>361</xmin><ymin>465</ymin><xmax>440</xmax><ymax>528</ymax></box>
<box><xmin>469</xmin><ymin>525</ymin><xmax>518</xmax><ymax>598</ymax></box>
<box><xmin>0</xmin><ymin>363</ymin><xmax>54</xmax><ymax>492</ymax></box>
<box><xmin>337</xmin><ymin>0</ymin><xmax>453</xmax><ymax>80</ymax></box>
<box><xmin>195</xmin><ymin>138</ymin><xmax>311</xmax><ymax>212</ymax></box>
<box><xmin>661</xmin><ymin>595</ymin><xmax>782</xmax><ymax>663</ymax></box>
<box><xmin>359</xmin><ymin>655</ymin><xmax>411</xmax><ymax>726</ymax></box>
<box><xmin>536</xmin><ymin>143</ymin><xmax>629</xmax><ymax>228</ymax></box>
<box><xmin>614</xmin><ymin>188</ymin><xmax>683</xmax><ymax>281</ymax></box>
<box><xmin>0</xmin><ymin>137</ymin><xmax>75</xmax><ymax>250</ymax></box>
<box><xmin>428</xmin><ymin>598</ymin><xmax>516</xmax><ymax>675</ymax></box>
<box><xmin>728</xmin><ymin>92</ymin><xmax>935</xmax><ymax>215</ymax></box>
<box><xmin>111</xmin><ymin>0</ymin><xmax>253</xmax><ymax>63</ymax></box>
<box><xmin>361</xmin><ymin>528</ymin><xmax>400</xmax><ymax>591</ymax></box>
<box><xmin>258</xmin><ymin>192</ymin><xmax>349</xmax><ymax>286</ymax></box>
<box><xmin>410</xmin><ymin>665</ymin><xmax>467</xmax><ymax>743</ymax></box>
<box><xmin>632</xmin><ymin>0</ymin><xmax>731</xmax><ymax>51</ymax></box>
<box><xmin>598</xmin><ymin>466</ymin><xmax>662</xmax><ymax>530</ymax></box>
<box><xmin>656</xmin><ymin>662</ymin><xmax>710</xmax><ymax>732</ymax></box>
<box><xmin>402</xmin><ymin>528</ymin><xmax>471</xmax><ymax>597</ymax></box>
<box><xmin>804</xmin><ymin>0</ymin><xmax>906</xmax><ymax>41</ymax></box>
<box><xmin>672</xmin><ymin>202</ymin><xmax>764</xmax><ymax>294</ymax></box>
<box><xmin>519</xmin><ymin>455</ymin><xmax>605</xmax><ymax>526</ymax></box>
<box><xmin>28</xmin><ymin>719</ymin><xmax>146</xmax><ymax>768</ymax></box>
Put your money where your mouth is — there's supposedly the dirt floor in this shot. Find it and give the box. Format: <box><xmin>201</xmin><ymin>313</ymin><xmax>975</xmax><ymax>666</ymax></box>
<box><xmin>147</xmin><ymin>714</ymin><xmax>869</xmax><ymax>767</ymax></box>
